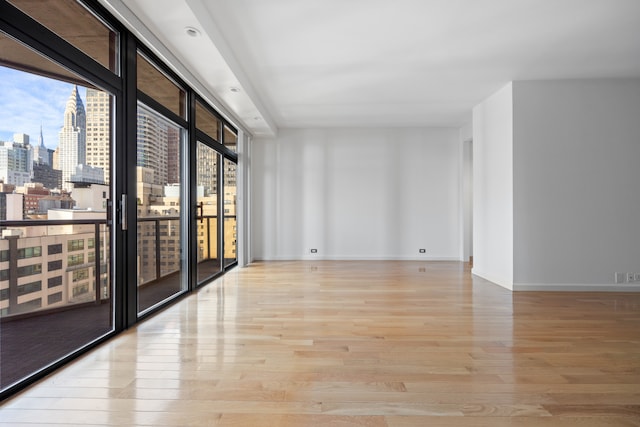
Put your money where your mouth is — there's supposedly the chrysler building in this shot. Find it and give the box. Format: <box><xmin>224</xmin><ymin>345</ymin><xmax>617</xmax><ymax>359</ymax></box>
<box><xmin>58</xmin><ymin>85</ymin><xmax>86</xmax><ymax>191</ymax></box>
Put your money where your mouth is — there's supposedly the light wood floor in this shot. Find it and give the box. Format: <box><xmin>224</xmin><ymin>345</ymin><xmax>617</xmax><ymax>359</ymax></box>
<box><xmin>2</xmin><ymin>261</ymin><xmax>640</xmax><ymax>426</ymax></box>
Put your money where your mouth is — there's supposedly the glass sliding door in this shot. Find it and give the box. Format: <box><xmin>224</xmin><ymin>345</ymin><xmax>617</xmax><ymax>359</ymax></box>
<box><xmin>223</xmin><ymin>158</ymin><xmax>237</xmax><ymax>268</ymax></box>
<box><xmin>135</xmin><ymin>104</ymin><xmax>185</xmax><ymax>313</ymax></box>
<box><xmin>135</xmin><ymin>51</ymin><xmax>187</xmax><ymax>314</ymax></box>
<box><xmin>196</xmin><ymin>142</ymin><xmax>220</xmax><ymax>284</ymax></box>
<box><xmin>0</xmin><ymin>30</ymin><xmax>114</xmax><ymax>392</ymax></box>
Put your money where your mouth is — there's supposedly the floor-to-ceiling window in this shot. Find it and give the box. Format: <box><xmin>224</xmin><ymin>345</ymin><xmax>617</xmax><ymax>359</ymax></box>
<box><xmin>223</xmin><ymin>158</ymin><xmax>237</xmax><ymax>268</ymax></box>
<box><xmin>222</xmin><ymin>126</ymin><xmax>238</xmax><ymax>268</ymax></box>
<box><xmin>196</xmin><ymin>142</ymin><xmax>221</xmax><ymax>283</ymax></box>
<box><xmin>135</xmin><ymin>52</ymin><xmax>188</xmax><ymax>313</ymax></box>
<box><xmin>0</xmin><ymin>0</ymin><xmax>118</xmax><ymax>395</ymax></box>
<box><xmin>194</xmin><ymin>100</ymin><xmax>238</xmax><ymax>285</ymax></box>
<box><xmin>0</xmin><ymin>0</ymin><xmax>244</xmax><ymax>399</ymax></box>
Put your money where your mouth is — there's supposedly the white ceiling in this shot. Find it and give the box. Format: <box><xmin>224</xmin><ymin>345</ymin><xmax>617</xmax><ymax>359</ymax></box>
<box><xmin>101</xmin><ymin>0</ymin><xmax>640</xmax><ymax>136</ymax></box>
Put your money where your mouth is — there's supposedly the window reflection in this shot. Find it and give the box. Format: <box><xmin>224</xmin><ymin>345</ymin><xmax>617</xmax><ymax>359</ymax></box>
<box><xmin>196</xmin><ymin>101</ymin><xmax>221</xmax><ymax>141</ymax></box>
<box><xmin>223</xmin><ymin>159</ymin><xmax>237</xmax><ymax>267</ymax></box>
<box><xmin>136</xmin><ymin>104</ymin><xmax>185</xmax><ymax>313</ymax></box>
<box><xmin>223</xmin><ymin>125</ymin><xmax>237</xmax><ymax>152</ymax></box>
<box><xmin>137</xmin><ymin>52</ymin><xmax>186</xmax><ymax>119</ymax></box>
<box><xmin>7</xmin><ymin>0</ymin><xmax>119</xmax><ymax>73</ymax></box>
<box><xmin>196</xmin><ymin>142</ymin><xmax>220</xmax><ymax>284</ymax></box>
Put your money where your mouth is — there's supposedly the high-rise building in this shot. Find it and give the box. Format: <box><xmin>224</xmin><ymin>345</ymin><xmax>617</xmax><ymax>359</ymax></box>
<box><xmin>0</xmin><ymin>138</ymin><xmax>33</xmax><ymax>187</ymax></box>
<box><xmin>166</xmin><ymin>126</ymin><xmax>180</xmax><ymax>184</ymax></box>
<box><xmin>136</xmin><ymin>108</ymin><xmax>168</xmax><ymax>186</ymax></box>
<box><xmin>58</xmin><ymin>85</ymin><xmax>86</xmax><ymax>191</ymax></box>
<box><xmin>196</xmin><ymin>143</ymin><xmax>218</xmax><ymax>194</ymax></box>
<box><xmin>85</xmin><ymin>88</ymin><xmax>110</xmax><ymax>184</ymax></box>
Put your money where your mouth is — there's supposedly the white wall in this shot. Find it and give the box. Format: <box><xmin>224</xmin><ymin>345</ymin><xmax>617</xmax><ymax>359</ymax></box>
<box><xmin>513</xmin><ymin>79</ymin><xmax>640</xmax><ymax>290</ymax></box>
<box><xmin>251</xmin><ymin>128</ymin><xmax>461</xmax><ymax>260</ymax></box>
<box><xmin>472</xmin><ymin>83</ymin><xmax>514</xmax><ymax>289</ymax></box>
<box><xmin>459</xmin><ymin>122</ymin><xmax>473</xmax><ymax>263</ymax></box>
<box><xmin>459</xmin><ymin>122</ymin><xmax>472</xmax><ymax>142</ymax></box>
<box><xmin>461</xmin><ymin>139</ymin><xmax>473</xmax><ymax>262</ymax></box>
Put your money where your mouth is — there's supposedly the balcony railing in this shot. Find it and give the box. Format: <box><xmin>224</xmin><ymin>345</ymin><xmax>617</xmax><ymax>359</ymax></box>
<box><xmin>1</xmin><ymin>218</ymin><xmax>109</xmax><ymax>319</ymax></box>
<box><xmin>1</xmin><ymin>213</ymin><xmax>238</xmax><ymax>318</ymax></box>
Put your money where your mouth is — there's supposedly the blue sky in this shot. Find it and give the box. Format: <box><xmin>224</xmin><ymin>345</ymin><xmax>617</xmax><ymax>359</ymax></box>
<box><xmin>0</xmin><ymin>66</ymin><xmax>86</xmax><ymax>149</ymax></box>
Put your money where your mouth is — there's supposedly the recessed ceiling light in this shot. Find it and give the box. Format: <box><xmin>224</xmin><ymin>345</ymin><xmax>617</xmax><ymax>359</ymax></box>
<box><xmin>230</xmin><ymin>87</ymin><xmax>241</xmax><ymax>93</ymax></box>
<box><xmin>184</xmin><ymin>26</ymin><xmax>200</xmax><ymax>37</ymax></box>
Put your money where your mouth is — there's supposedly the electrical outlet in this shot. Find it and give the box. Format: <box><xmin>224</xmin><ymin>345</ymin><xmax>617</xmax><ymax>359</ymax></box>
<box><xmin>615</xmin><ymin>272</ymin><xmax>626</xmax><ymax>284</ymax></box>
<box><xmin>628</xmin><ymin>273</ymin><xmax>635</xmax><ymax>283</ymax></box>
<box><xmin>419</xmin><ymin>249</ymin><xmax>426</xmax><ymax>253</ymax></box>
<box><xmin>310</xmin><ymin>248</ymin><xmax>317</xmax><ymax>253</ymax></box>
<box><xmin>635</xmin><ymin>273</ymin><xmax>640</xmax><ymax>282</ymax></box>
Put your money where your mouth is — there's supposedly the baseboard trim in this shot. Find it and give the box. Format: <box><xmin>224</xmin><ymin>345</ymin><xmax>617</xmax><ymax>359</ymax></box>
<box><xmin>513</xmin><ymin>283</ymin><xmax>640</xmax><ymax>292</ymax></box>
<box><xmin>253</xmin><ymin>256</ymin><xmax>462</xmax><ymax>262</ymax></box>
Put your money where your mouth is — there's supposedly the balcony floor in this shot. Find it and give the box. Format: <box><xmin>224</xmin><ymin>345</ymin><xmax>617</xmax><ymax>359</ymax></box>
<box><xmin>1</xmin><ymin>302</ymin><xmax>111</xmax><ymax>389</ymax></box>
<box><xmin>1</xmin><ymin>258</ymin><xmax>233</xmax><ymax>389</ymax></box>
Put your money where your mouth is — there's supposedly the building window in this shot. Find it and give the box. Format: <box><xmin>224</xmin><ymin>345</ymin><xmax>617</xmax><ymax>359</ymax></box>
<box><xmin>48</xmin><ymin>244</ymin><xmax>63</xmax><ymax>255</ymax></box>
<box><xmin>73</xmin><ymin>269</ymin><xmax>89</xmax><ymax>282</ymax></box>
<box><xmin>72</xmin><ymin>284</ymin><xmax>89</xmax><ymax>298</ymax></box>
<box><xmin>17</xmin><ymin>264</ymin><xmax>42</xmax><ymax>278</ymax></box>
<box><xmin>48</xmin><ymin>276</ymin><xmax>63</xmax><ymax>288</ymax></box>
<box><xmin>48</xmin><ymin>292</ymin><xmax>63</xmax><ymax>305</ymax></box>
<box><xmin>48</xmin><ymin>260</ymin><xmax>63</xmax><ymax>271</ymax></box>
<box><xmin>17</xmin><ymin>246</ymin><xmax>42</xmax><ymax>259</ymax></box>
<box><xmin>17</xmin><ymin>298</ymin><xmax>41</xmax><ymax>311</ymax></box>
<box><xmin>17</xmin><ymin>280</ymin><xmax>41</xmax><ymax>296</ymax></box>
<box><xmin>68</xmin><ymin>254</ymin><xmax>85</xmax><ymax>266</ymax></box>
<box><xmin>68</xmin><ymin>239</ymin><xmax>85</xmax><ymax>252</ymax></box>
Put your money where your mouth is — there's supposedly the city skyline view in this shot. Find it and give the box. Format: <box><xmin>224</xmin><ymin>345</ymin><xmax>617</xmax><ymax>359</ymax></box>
<box><xmin>0</xmin><ymin>66</ymin><xmax>87</xmax><ymax>149</ymax></box>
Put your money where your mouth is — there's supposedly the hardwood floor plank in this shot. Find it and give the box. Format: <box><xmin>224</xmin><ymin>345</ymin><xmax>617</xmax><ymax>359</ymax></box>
<box><xmin>1</xmin><ymin>261</ymin><xmax>639</xmax><ymax>426</ymax></box>
<box><xmin>386</xmin><ymin>416</ymin><xmax>640</xmax><ymax>427</ymax></box>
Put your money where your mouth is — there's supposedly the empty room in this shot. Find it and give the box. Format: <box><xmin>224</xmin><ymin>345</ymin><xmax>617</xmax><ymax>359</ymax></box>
<box><xmin>1</xmin><ymin>0</ymin><xmax>639</xmax><ymax>426</ymax></box>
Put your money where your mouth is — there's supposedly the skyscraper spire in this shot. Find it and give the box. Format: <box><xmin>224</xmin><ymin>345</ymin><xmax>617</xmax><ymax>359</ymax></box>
<box><xmin>39</xmin><ymin>124</ymin><xmax>45</xmax><ymax>148</ymax></box>
<box><xmin>58</xmin><ymin>85</ymin><xmax>87</xmax><ymax>190</ymax></box>
<box><xmin>63</xmin><ymin>85</ymin><xmax>86</xmax><ymax>130</ymax></box>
